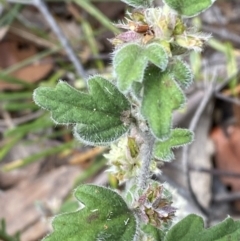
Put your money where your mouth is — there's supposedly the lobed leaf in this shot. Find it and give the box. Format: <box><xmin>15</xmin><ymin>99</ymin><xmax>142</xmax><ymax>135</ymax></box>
<box><xmin>164</xmin><ymin>214</ymin><xmax>240</xmax><ymax>241</ymax></box>
<box><xmin>113</xmin><ymin>43</ymin><xmax>148</xmax><ymax>92</ymax></box>
<box><xmin>164</xmin><ymin>214</ymin><xmax>204</xmax><ymax>241</ymax></box>
<box><xmin>154</xmin><ymin>128</ymin><xmax>193</xmax><ymax>161</ymax></box>
<box><xmin>141</xmin><ymin>224</ymin><xmax>165</xmax><ymax>241</ymax></box>
<box><xmin>74</xmin><ymin>118</ymin><xmax>130</xmax><ymax>145</ymax></box>
<box><xmin>43</xmin><ymin>184</ymin><xmax>137</xmax><ymax>241</ymax></box>
<box><xmin>170</xmin><ymin>59</ymin><xmax>193</xmax><ymax>89</ymax></box>
<box><xmin>141</xmin><ymin>65</ymin><xmax>185</xmax><ymax>140</ymax></box>
<box><xmin>163</xmin><ymin>0</ymin><xmax>216</xmax><ymax>17</ymax></box>
<box><xmin>33</xmin><ymin>76</ymin><xmax>131</xmax><ymax>145</ymax></box>
<box><xmin>198</xmin><ymin>218</ymin><xmax>240</xmax><ymax>241</ymax></box>
<box><xmin>145</xmin><ymin>43</ymin><xmax>168</xmax><ymax>71</ymax></box>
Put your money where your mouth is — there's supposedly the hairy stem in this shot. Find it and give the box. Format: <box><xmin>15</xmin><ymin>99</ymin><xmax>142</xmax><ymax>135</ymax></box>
<box><xmin>145</xmin><ymin>0</ymin><xmax>153</xmax><ymax>7</ymax></box>
<box><xmin>138</xmin><ymin>130</ymin><xmax>155</xmax><ymax>190</ymax></box>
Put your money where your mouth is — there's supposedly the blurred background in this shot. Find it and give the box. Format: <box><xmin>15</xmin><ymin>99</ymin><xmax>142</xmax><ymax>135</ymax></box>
<box><xmin>0</xmin><ymin>0</ymin><xmax>240</xmax><ymax>240</ymax></box>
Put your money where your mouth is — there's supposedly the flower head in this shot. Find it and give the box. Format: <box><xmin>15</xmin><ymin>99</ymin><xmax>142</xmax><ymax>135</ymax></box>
<box><xmin>110</xmin><ymin>4</ymin><xmax>210</xmax><ymax>53</ymax></box>
<box><xmin>104</xmin><ymin>137</ymin><xmax>159</xmax><ymax>184</ymax></box>
<box><xmin>135</xmin><ymin>181</ymin><xmax>177</xmax><ymax>228</ymax></box>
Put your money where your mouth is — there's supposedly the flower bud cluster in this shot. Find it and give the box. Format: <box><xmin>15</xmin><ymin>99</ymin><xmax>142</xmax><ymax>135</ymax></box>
<box><xmin>110</xmin><ymin>4</ymin><xmax>210</xmax><ymax>53</ymax></box>
<box><xmin>136</xmin><ymin>181</ymin><xmax>176</xmax><ymax>228</ymax></box>
<box><xmin>104</xmin><ymin>137</ymin><xmax>158</xmax><ymax>184</ymax></box>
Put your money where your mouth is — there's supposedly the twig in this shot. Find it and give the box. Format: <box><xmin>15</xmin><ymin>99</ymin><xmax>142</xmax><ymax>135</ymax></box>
<box><xmin>0</xmin><ymin>110</ymin><xmax>43</xmax><ymax>128</ymax></box>
<box><xmin>189</xmin><ymin>166</ymin><xmax>240</xmax><ymax>178</ymax></box>
<box><xmin>215</xmin><ymin>92</ymin><xmax>240</xmax><ymax>106</ymax></box>
<box><xmin>9</xmin><ymin>26</ymin><xmax>56</xmax><ymax>49</ymax></box>
<box><xmin>182</xmin><ymin>80</ymin><xmax>215</xmax><ymax>216</ymax></box>
<box><xmin>6</xmin><ymin>0</ymin><xmax>87</xmax><ymax>79</ymax></box>
<box><xmin>214</xmin><ymin>192</ymin><xmax>240</xmax><ymax>203</ymax></box>
<box><xmin>32</xmin><ymin>0</ymin><xmax>86</xmax><ymax>79</ymax></box>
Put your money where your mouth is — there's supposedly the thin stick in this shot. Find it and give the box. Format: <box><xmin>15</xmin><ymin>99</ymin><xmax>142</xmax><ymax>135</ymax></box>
<box><xmin>182</xmin><ymin>81</ymin><xmax>215</xmax><ymax>216</ymax></box>
<box><xmin>189</xmin><ymin>166</ymin><xmax>240</xmax><ymax>178</ymax></box>
<box><xmin>0</xmin><ymin>110</ymin><xmax>43</xmax><ymax>127</ymax></box>
<box><xmin>214</xmin><ymin>192</ymin><xmax>240</xmax><ymax>203</ymax></box>
<box><xmin>32</xmin><ymin>0</ymin><xmax>87</xmax><ymax>79</ymax></box>
<box><xmin>182</xmin><ymin>82</ymin><xmax>215</xmax><ymax>170</ymax></box>
<box><xmin>215</xmin><ymin>92</ymin><xmax>240</xmax><ymax>106</ymax></box>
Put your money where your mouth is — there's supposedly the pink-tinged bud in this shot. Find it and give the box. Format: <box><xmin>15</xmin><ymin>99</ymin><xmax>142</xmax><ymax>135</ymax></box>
<box><xmin>136</xmin><ymin>182</ymin><xmax>176</xmax><ymax>228</ymax></box>
<box><xmin>111</xmin><ymin>31</ymin><xmax>142</xmax><ymax>46</ymax></box>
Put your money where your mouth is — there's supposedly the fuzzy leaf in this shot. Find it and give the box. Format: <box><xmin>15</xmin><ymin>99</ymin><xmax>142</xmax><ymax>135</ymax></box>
<box><xmin>163</xmin><ymin>0</ymin><xmax>216</xmax><ymax>17</ymax></box>
<box><xmin>141</xmin><ymin>224</ymin><xmax>165</xmax><ymax>241</ymax></box>
<box><xmin>122</xmin><ymin>0</ymin><xmax>154</xmax><ymax>8</ymax></box>
<box><xmin>164</xmin><ymin>214</ymin><xmax>204</xmax><ymax>241</ymax></box>
<box><xmin>198</xmin><ymin>217</ymin><xmax>240</xmax><ymax>241</ymax></box>
<box><xmin>164</xmin><ymin>214</ymin><xmax>240</xmax><ymax>241</ymax></box>
<box><xmin>141</xmin><ymin>65</ymin><xmax>185</xmax><ymax>140</ymax></box>
<box><xmin>170</xmin><ymin>59</ymin><xmax>193</xmax><ymax>89</ymax></box>
<box><xmin>154</xmin><ymin>129</ymin><xmax>193</xmax><ymax>161</ymax></box>
<box><xmin>145</xmin><ymin>43</ymin><xmax>168</xmax><ymax>70</ymax></box>
<box><xmin>33</xmin><ymin>77</ymin><xmax>131</xmax><ymax>145</ymax></box>
<box><xmin>131</xmin><ymin>82</ymin><xmax>143</xmax><ymax>101</ymax></box>
<box><xmin>43</xmin><ymin>184</ymin><xmax>137</xmax><ymax>241</ymax></box>
<box><xmin>113</xmin><ymin>43</ymin><xmax>148</xmax><ymax>91</ymax></box>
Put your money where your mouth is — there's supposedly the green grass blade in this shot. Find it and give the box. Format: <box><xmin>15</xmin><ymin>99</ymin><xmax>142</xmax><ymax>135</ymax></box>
<box><xmin>0</xmin><ymin>72</ymin><xmax>33</xmax><ymax>88</ymax></box>
<box><xmin>2</xmin><ymin>141</ymin><xmax>75</xmax><ymax>171</ymax></box>
<box><xmin>2</xmin><ymin>46</ymin><xmax>61</xmax><ymax>75</ymax></box>
<box><xmin>0</xmin><ymin>91</ymin><xmax>32</xmax><ymax>101</ymax></box>
<box><xmin>74</xmin><ymin>0</ymin><xmax>119</xmax><ymax>33</ymax></box>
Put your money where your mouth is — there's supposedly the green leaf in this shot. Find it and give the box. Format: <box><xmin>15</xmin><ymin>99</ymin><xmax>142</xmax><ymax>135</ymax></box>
<box><xmin>131</xmin><ymin>82</ymin><xmax>143</xmax><ymax>101</ymax></box>
<box><xmin>141</xmin><ymin>65</ymin><xmax>185</xmax><ymax>140</ymax></box>
<box><xmin>170</xmin><ymin>59</ymin><xmax>193</xmax><ymax>89</ymax></box>
<box><xmin>113</xmin><ymin>43</ymin><xmax>148</xmax><ymax>91</ymax></box>
<box><xmin>154</xmin><ymin>129</ymin><xmax>193</xmax><ymax>161</ymax></box>
<box><xmin>164</xmin><ymin>214</ymin><xmax>204</xmax><ymax>241</ymax></box>
<box><xmin>73</xmin><ymin>118</ymin><xmax>129</xmax><ymax>145</ymax></box>
<box><xmin>141</xmin><ymin>224</ymin><xmax>165</xmax><ymax>241</ymax></box>
<box><xmin>198</xmin><ymin>217</ymin><xmax>240</xmax><ymax>241</ymax></box>
<box><xmin>122</xmin><ymin>0</ymin><xmax>154</xmax><ymax>8</ymax></box>
<box><xmin>33</xmin><ymin>76</ymin><xmax>131</xmax><ymax>145</ymax></box>
<box><xmin>164</xmin><ymin>214</ymin><xmax>240</xmax><ymax>241</ymax></box>
<box><xmin>43</xmin><ymin>184</ymin><xmax>137</xmax><ymax>241</ymax></box>
<box><xmin>58</xmin><ymin>200</ymin><xmax>79</xmax><ymax>214</ymax></box>
<box><xmin>163</xmin><ymin>0</ymin><xmax>216</xmax><ymax>17</ymax></box>
<box><xmin>145</xmin><ymin>43</ymin><xmax>168</xmax><ymax>71</ymax></box>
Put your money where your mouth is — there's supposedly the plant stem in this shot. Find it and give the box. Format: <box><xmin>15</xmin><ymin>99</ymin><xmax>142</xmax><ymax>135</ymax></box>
<box><xmin>145</xmin><ymin>0</ymin><xmax>153</xmax><ymax>7</ymax></box>
<box><xmin>138</xmin><ymin>130</ymin><xmax>155</xmax><ymax>190</ymax></box>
